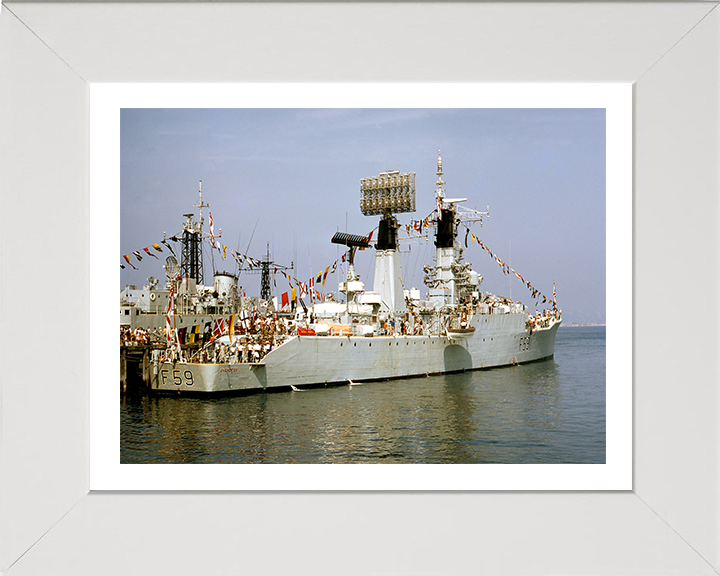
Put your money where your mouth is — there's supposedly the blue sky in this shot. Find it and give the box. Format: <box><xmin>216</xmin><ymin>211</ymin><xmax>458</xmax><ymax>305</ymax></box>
<box><xmin>121</xmin><ymin>108</ymin><xmax>605</xmax><ymax>324</ymax></box>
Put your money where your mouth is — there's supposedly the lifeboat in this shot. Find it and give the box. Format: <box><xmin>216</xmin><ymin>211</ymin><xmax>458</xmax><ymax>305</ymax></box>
<box><xmin>446</xmin><ymin>326</ymin><xmax>476</xmax><ymax>339</ymax></box>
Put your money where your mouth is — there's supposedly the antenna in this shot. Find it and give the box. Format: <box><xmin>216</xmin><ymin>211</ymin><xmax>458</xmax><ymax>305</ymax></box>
<box><xmin>360</xmin><ymin>169</ymin><xmax>416</xmax><ymax>252</ymax></box>
<box><xmin>331</xmin><ymin>231</ymin><xmax>370</xmax><ymax>248</ymax></box>
<box><xmin>436</xmin><ymin>153</ymin><xmax>490</xmax><ymax>226</ymax></box>
<box><xmin>360</xmin><ymin>170</ymin><xmax>415</xmax><ymax>216</ymax></box>
<box><xmin>194</xmin><ymin>180</ymin><xmax>209</xmax><ymax>230</ymax></box>
<box><xmin>331</xmin><ymin>231</ymin><xmax>370</xmax><ymax>268</ymax></box>
<box><xmin>164</xmin><ymin>255</ymin><xmax>180</xmax><ymax>279</ymax></box>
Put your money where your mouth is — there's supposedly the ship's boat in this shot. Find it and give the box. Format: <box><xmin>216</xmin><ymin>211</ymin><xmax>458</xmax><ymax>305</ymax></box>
<box><xmin>149</xmin><ymin>152</ymin><xmax>561</xmax><ymax>394</ymax></box>
<box><xmin>447</xmin><ymin>327</ymin><xmax>476</xmax><ymax>339</ymax></box>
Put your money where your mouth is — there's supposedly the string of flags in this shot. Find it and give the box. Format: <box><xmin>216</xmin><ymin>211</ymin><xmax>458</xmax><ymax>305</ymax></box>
<box><xmin>120</xmin><ymin>231</ymin><xmax>268</xmax><ymax>272</ymax></box>
<box><xmin>121</xmin><ymin>213</ymin><xmax>375</xmax><ymax>309</ymax></box>
<box><xmin>122</xmin><ymin>209</ymin><xmax>556</xmax><ymax>309</ymax></box>
<box><xmin>459</xmin><ymin>222</ymin><xmax>557</xmax><ymax>308</ymax></box>
<box><xmin>122</xmin><ymin>240</ymin><xmax>177</xmax><ymax>270</ymax></box>
<box><xmin>404</xmin><ymin>211</ymin><xmax>436</xmax><ymax>235</ymax></box>
<box><xmin>122</xmin><ymin>233</ymin><xmax>342</xmax><ymax>305</ymax></box>
<box><xmin>274</xmin><ymin>229</ymin><xmax>375</xmax><ymax>310</ymax></box>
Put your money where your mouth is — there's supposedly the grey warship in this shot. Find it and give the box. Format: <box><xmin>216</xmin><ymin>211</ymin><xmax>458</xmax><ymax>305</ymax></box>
<box><xmin>150</xmin><ymin>153</ymin><xmax>561</xmax><ymax>394</ymax></box>
<box><xmin>121</xmin><ymin>180</ymin><xmax>252</xmax><ymax>335</ymax></box>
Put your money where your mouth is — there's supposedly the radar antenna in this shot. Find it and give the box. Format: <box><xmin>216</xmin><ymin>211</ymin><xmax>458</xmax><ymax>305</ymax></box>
<box><xmin>164</xmin><ymin>255</ymin><xmax>180</xmax><ymax>279</ymax></box>
<box><xmin>360</xmin><ymin>169</ymin><xmax>416</xmax><ymax>251</ymax></box>
<box><xmin>435</xmin><ymin>151</ymin><xmax>489</xmax><ymax>226</ymax></box>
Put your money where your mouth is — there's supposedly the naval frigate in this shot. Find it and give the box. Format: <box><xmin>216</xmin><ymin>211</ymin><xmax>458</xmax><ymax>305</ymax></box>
<box><xmin>149</xmin><ymin>152</ymin><xmax>561</xmax><ymax>394</ymax></box>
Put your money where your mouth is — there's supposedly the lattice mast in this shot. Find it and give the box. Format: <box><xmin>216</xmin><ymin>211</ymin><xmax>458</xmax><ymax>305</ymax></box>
<box><xmin>242</xmin><ymin>243</ymin><xmax>292</xmax><ymax>302</ymax></box>
<box><xmin>180</xmin><ymin>180</ymin><xmax>208</xmax><ymax>284</ymax></box>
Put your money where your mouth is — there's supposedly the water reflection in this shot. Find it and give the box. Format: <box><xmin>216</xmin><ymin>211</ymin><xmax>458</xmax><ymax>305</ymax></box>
<box><xmin>124</xmin><ymin>360</ymin><xmax>572</xmax><ymax>463</ymax></box>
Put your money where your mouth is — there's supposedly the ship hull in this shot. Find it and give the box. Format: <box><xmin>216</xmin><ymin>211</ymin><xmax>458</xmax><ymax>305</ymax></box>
<box><xmin>150</xmin><ymin>314</ymin><xmax>560</xmax><ymax>394</ymax></box>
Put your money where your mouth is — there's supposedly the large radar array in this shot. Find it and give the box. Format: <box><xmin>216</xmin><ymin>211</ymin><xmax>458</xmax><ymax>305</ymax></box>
<box><xmin>360</xmin><ymin>170</ymin><xmax>416</xmax><ymax>250</ymax></box>
<box><xmin>360</xmin><ymin>171</ymin><xmax>416</xmax><ymax>216</ymax></box>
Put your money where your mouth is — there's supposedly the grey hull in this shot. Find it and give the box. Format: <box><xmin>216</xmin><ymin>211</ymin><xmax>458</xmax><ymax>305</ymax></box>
<box><xmin>150</xmin><ymin>314</ymin><xmax>560</xmax><ymax>394</ymax></box>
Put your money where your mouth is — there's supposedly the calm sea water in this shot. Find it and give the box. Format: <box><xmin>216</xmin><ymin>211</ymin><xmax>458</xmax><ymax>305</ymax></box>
<box><xmin>121</xmin><ymin>326</ymin><xmax>605</xmax><ymax>464</ymax></box>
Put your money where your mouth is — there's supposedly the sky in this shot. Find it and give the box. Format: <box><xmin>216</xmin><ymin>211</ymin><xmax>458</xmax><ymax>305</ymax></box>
<box><xmin>121</xmin><ymin>108</ymin><xmax>606</xmax><ymax>324</ymax></box>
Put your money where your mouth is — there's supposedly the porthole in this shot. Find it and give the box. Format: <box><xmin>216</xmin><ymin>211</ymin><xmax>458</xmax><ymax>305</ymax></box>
<box><xmin>354</xmin><ymin>343</ymin><xmax>357</xmax><ymax>347</ymax></box>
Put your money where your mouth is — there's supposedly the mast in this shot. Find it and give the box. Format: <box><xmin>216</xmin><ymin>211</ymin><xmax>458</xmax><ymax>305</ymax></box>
<box><xmin>242</xmin><ymin>242</ymin><xmax>292</xmax><ymax>303</ymax></box>
<box><xmin>425</xmin><ymin>152</ymin><xmax>488</xmax><ymax>308</ymax></box>
<box><xmin>428</xmin><ymin>151</ymin><xmax>458</xmax><ymax>306</ymax></box>
<box><xmin>360</xmin><ymin>169</ymin><xmax>416</xmax><ymax>316</ymax></box>
<box><xmin>434</xmin><ymin>150</ymin><xmax>455</xmax><ymax>248</ymax></box>
<box><xmin>196</xmin><ymin>179</ymin><xmax>207</xmax><ymax>234</ymax></box>
<box><xmin>260</xmin><ymin>243</ymin><xmax>271</xmax><ymax>302</ymax></box>
<box><xmin>180</xmin><ymin>180</ymin><xmax>207</xmax><ymax>285</ymax></box>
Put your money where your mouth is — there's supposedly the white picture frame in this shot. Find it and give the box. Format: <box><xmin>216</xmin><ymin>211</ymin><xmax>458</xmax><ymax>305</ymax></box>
<box><xmin>92</xmin><ymin>82</ymin><xmax>631</xmax><ymax>491</ymax></box>
<box><xmin>1</xmin><ymin>2</ymin><xmax>718</xmax><ymax>574</ymax></box>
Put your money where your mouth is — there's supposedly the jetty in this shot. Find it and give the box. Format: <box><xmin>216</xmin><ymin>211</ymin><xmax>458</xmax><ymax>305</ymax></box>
<box><xmin>121</xmin><ymin>340</ymin><xmax>201</xmax><ymax>393</ymax></box>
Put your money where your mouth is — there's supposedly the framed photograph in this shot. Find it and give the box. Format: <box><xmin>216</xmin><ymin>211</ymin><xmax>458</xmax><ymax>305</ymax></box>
<box><xmin>2</xmin><ymin>2</ymin><xmax>718</xmax><ymax>574</ymax></box>
<box><xmin>94</xmin><ymin>83</ymin><xmax>630</xmax><ymax>492</ymax></box>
